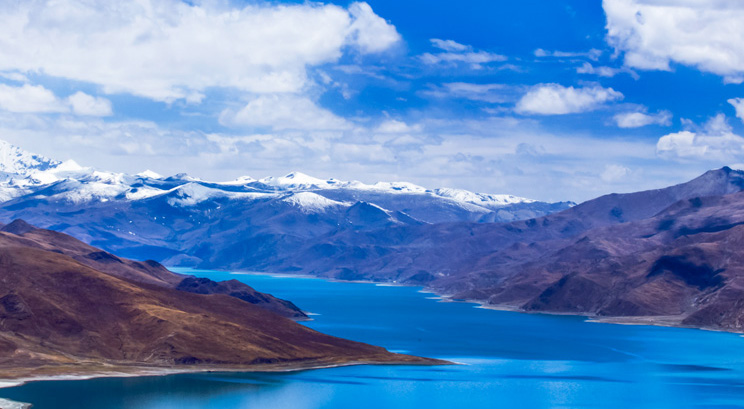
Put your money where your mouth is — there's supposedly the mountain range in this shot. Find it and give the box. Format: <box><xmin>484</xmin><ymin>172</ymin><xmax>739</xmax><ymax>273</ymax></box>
<box><xmin>0</xmin><ymin>139</ymin><xmax>572</xmax><ymax>264</ymax></box>
<box><xmin>2</xmin><ymin>140</ymin><xmax>744</xmax><ymax>331</ymax></box>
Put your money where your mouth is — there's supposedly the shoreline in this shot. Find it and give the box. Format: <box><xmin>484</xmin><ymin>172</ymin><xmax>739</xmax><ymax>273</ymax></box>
<box><xmin>470</xmin><ymin>299</ymin><xmax>744</xmax><ymax>335</ymax></box>
<box><xmin>193</xmin><ymin>267</ymin><xmax>744</xmax><ymax>336</ymax></box>
<box><xmin>0</xmin><ymin>397</ymin><xmax>31</xmax><ymax>409</ymax></box>
<box><xmin>0</xmin><ymin>356</ymin><xmax>450</xmax><ymax>390</ymax></box>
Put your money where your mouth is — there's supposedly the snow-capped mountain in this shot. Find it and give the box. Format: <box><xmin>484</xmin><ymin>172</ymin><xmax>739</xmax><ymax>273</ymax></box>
<box><xmin>0</xmin><ymin>139</ymin><xmax>60</xmax><ymax>176</ymax></box>
<box><xmin>0</xmin><ymin>139</ymin><xmax>573</xmax><ymax>265</ymax></box>
<box><xmin>0</xmin><ymin>140</ymin><xmax>569</xmax><ymax>217</ymax></box>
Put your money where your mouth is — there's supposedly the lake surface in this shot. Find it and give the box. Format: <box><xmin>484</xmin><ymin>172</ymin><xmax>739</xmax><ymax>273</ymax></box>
<box><xmin>4</xmin><ymin>269</ymin><xmax>744</xmax><ymax>408</ymax></box>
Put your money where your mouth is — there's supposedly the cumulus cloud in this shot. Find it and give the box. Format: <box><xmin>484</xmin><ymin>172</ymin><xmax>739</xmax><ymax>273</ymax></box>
<box><xmin>219</xmin><ymin>95</ymin><xmax>351</xmax><ymax>131</ymax></box>
<box><xmin>0</xmin><ymin>0</ymin><xmax>400</xmax><ymax>102</ymax></box>
<box><xmin>347</xmin><ymin>2</ymin><xmax>401</xmax><ymax>53</ymax></box>
<box><xmin>657</xmin><ymin>114</ymin><xmax>744</xmax><ymax>160</ymax></box>
<box><xmin>729</xmin><ymin>98</ymin><xmax>744</xmax><ymax>122</ymax></box>
<box><xmin>0</xmin><ymin>84</ymin><xmax>112</xmax><ymax>116</ymax></box>
<box><xmin>67</xmin><ymin>92</ymin><xmax>113</xmax><ymax>117</ymax></box>
<box><xmin>421</xmin><ymin>39</ymin><xmax>507</xmax><ymax>69</ymax></box>
<box><xmin>0</xmin><ymin>84</ymin><xmax>68</xmax><ymax>113</ymax></box>
<box><xmin>604</xmin><ymin>0</ymin><xmax>744</xmax><ymax>82</ymax></box>
<box><xmin>613</xmin><ymin>110</ymin><xmax>671</xmax><ymax>128</ymax></box>
<box><xmin>515</xmin><ymin>84</ymin><xmax>623</xmax><ymax>115</ymax></box>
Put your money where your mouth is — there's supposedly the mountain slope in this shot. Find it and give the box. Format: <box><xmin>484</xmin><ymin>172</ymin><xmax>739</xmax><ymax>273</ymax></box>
<box><xmin>192</xmin><ymin>167</ymin><xmax>744</xmax><ymax>331</ymax></box>
<box><xmin>221</xmin><ymin>167</ymin><xmax>744</xmax><ymax>283</ymax></box>
<box><xmin>0</xmin><ymin>225</ymin><xmax>438</xmax><ymax>380</ymax></box>
<box><xmin>508</xmin><ymin>190</ymin><xmax>744</xmax><ymax>330</ymax></box>
<box><xmin>0</xmin><ymin>220</ymin><xmax>306</xmax><ymax>319</ymax></box>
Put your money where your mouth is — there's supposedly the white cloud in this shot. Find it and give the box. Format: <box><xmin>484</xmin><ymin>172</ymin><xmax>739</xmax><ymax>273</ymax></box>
<box><xmin>0</xmin><ymin>71</ymin><xmax>28</xmax><ymax>83</ymax></box>
<box><xmin>515</xmin><ymin>84</ymin><xmax>623</xmax><ymax>115</ymax></box>
<box><xmin>577</xmin><ymin>62</ymin><xmax>619</xmax><ymax>77</ymax></box>
<box><xmin>0</xmin><ymin>84</ymin><xmax>113</xmax><ymax>116</ymax></box>
<box><xmin>421</xmin><ymin>39</ymin><xmax>507</xmax><ymax>69</ymax></box>
<box><xmin>534</xmin><ymin>48</ymin><xmax>601</xmax><ymax>60</ymax></box>
<box><xmin>67</xmin><ymin>92</ymin><xmax>112</xmax><ymax>117</ymax></box>
<box><xmin>604</xmin><ymin>0</ymin><xmax>744</xmax><ymax>82</ymax></box>
<box><xmin>431</xmin><ymin>39</ymin><xmax>469</xmax><ymax>52</ymax></box>
<box><xmin>219</xmin><ymin>95</ymin><xmax>351</xmax><ymax>131</ymax></box>
<box><xmin>576</xmin><ymin>62</ymin><xmax>639</xmax><ymax>79</ymax></box>
<box><xmin>657</xmin><ymin>114</ymin><xmax>744</xmax><ymax>160</ymax></box>
<box><xmin>601</xmin><ymin>164</ymin><xmax>631</xmax><ymax>182</ymax></box>
<box><xmin>0</xmin><ymin>84</ymin><xmax>68</xmax><ymax>113</ymax></box>
<box><xmin>347</xmin><ymin>2</ymin><xmax>401</xmax><ymax>53</ymax></box>
<box><xmin>613</xmin><ymin>110</ymin><xmax>671</xmax><ymax>128</ymax></box>
<box><xmin>0</xmin><ymin>1</ymin><xmax>400</xmax><ymax>102</ymax></box>
<box><xmin>375</xmin><ymin>119</ymin><xmax>422</xmax><ymax>134</ymax></box>
<box><xmin>420</xmin><ymin>82</ymin><xmax>509</xmax><ymax>103</ymax></box>
<box><xmin>728</xmin><ymin>98</ymin><xmax>744</xmax><ymax>122</ymax></box>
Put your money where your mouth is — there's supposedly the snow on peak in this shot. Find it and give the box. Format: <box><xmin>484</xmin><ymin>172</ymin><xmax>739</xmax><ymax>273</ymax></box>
<box><xmin>283</xmin><ymin>192</ymin><xmax>348</xmax><ymax>213</ymax></box>
<box><xmin>260</xmin><ymin>171</ymin><xmax>339</xmax><ymax>189</ymax></box>
<box><xmin>0</xmin><ymin>140</ymin><xmax>549</xmax><ymax>212</ymax></box>
<box><xmin>29</xmin><ymin>160</ymin><xmax>93</xmax><ymax>185</ymax></box>
<box><xmin>218</xmin><ymin>175</ymin><xmax>257</xmax><ymax>186</ymax></box>
<box><xmin>55</xmin><ymin>159</ymin><xmax>85</xmax><ymax>172</ymax></box>
<box><xmin>369</xmin><ymin>181</ymin><xmax>428</xmax><ymax>194</ymax></box>
<box><xmin>136</xmin><ymin>169</ymin><xmax>163</xmax><ymax>179</ymax></box>
<box><xmin>0</xmin><ymin>139</ymin><xmax>60</xmax><ymax>175</ymax></box>
<box><xmin>433</xmin><ymin>188</ymin><xmax>535</xmax><ymax>207</ymax></box>
<box><xmin>167</xmin><ymin>182</ymin><xmax>271</xmax><ymax>206</ymax></box>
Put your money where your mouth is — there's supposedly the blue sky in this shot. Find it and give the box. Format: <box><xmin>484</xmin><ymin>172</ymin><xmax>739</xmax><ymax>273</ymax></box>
<box><xmin>0</xmin><ymin>0</ymin><xmax>743</xmax><ymax>202</ymax></box>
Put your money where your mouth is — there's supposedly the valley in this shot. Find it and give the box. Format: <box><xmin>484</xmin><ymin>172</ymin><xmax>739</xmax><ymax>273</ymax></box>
<box><xmin>1</xmin><ymin>140</ymin><xmax>744</xmax><ymax>332</ymax></box>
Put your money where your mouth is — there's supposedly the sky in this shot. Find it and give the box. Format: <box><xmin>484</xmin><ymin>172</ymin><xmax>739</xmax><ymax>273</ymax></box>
<box><xmin>0</xmin><ymin>0</ymin><xmax>743</xmax><ymax>202</ymax></box>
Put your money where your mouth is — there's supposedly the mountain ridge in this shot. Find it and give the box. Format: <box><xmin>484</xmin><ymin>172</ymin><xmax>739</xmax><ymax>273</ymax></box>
<box><xmin>3</xmin><ymin>140</ymin><xmax>744</xmax><ymax>331</ymax></box>
<box><xmin>0</xmin><ymin>139</ymin><xmax>570</xmax><ymax>214</ymax></box>
<box><xmin>0</xmin><ymin>139</ymin><xmax>573</xmax><ymax>264</ymax></box>
<box><xmin>0</xmin><ymin>221</ymin><xmax>441</xmax><ymax>380</ymax></box>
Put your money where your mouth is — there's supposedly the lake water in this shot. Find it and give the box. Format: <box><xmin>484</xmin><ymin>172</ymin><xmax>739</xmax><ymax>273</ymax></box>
<box><xmin>4</xmin><ymin>269</ymin><xmax>744</xmax><ymax>408</ymax></box>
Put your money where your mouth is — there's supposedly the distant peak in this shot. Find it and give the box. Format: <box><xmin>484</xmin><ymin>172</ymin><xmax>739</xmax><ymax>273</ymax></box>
<box><xmin>55</xmin><ymin>159</ymin><xmax>85</xmax><ymax>172</ymax></box>
<box><xmin>0</xmin><ymin>138</ymin><xmax>60</xmax><ymax>175</ymax></box>
<box><xmin>283</xmin><ymin>171</ymin><xmax>316</xmax><ymax>180</ymax></box>
<box><xmin>166</xmin><ymin>173</ymin><xmax>195</xmax><ymax>181</ymax></box>
<box><xmin>136</xmin><ymin>169</ymin><xmax>163</xmax><ymax>179</ymax></box>
<box><xmin>260</xmin><ymin>172</ymin><xmax>336</xmax><ymax>188</ymax></box>
<box><xmin>1</xmin><ymin>219</ymin><xmax>37</xmax><ymax>235</ymax></box>
<box><xmin>282</xmin><ymin>191</ymin><xmax>348</xmax><ymax>212</ymax></box>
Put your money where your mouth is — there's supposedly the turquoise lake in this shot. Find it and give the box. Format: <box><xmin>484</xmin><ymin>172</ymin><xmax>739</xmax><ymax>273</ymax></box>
<box><xmin>4</xmin><ymin>268</ymin><xmax>744</xmax><ymax>408</ymax></box>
